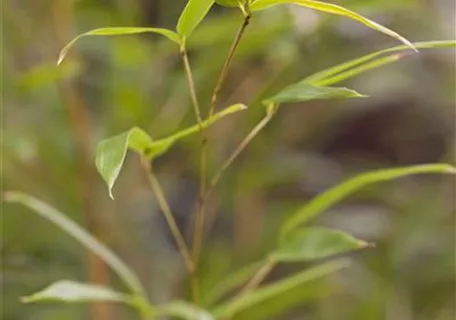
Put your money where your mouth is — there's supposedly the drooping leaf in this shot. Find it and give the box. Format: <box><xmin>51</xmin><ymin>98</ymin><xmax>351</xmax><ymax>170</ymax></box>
<box><xmin>305</xmin><ymin>40</ymin><xmax>456</xmax><ymax>85</ymax></box>
<box><xmin>21</xmin><ymin>281</ymin><xmax>131</xmax><ymax>304</ymax></box>
<box><xmin>95</xmin><ymin>127</ymin><xmax>154</xmax><ymax>199</ymax></box>
<box><xmin>204</xmin><ymin>260</ymin><xmax>266</xmax><ymax>306</ymax></box>
<box><xmin>263</xmin><ymin>82</ymin><xmax>366</xmax><ymax>105</ymax></box>
<box><xmin>157</xmin><ymin>301</ymin><xmax>215</xmax><ymax>320</ymax></box>
<box><xmin>3</xmin><ymin>192</ymin><xmax>147</xmax><ymax>298</ymax></box>
<box><xmin>250</xmin><ymin>0</ymin><xmax>416</xmax><ymax>51</ymax></box>
<box><xmin>147</xmin><ymin>103</ymin><xmax>247</xmax><ymax>158</ymax></box>
<box><xmin>57</xmin><ymin>27</ymin><xmax>180</xmax><ymax>65</ymax></box>
<box><xmin>273</xmin><ymin>227</ymin><xmax>368</xmax><ymax>261</ymax></box>
<box><xmin>213</xmin><ymin>259</ymin><xmax>350</xmax><ymax>318</ymax></box>
<box><xmin>95</xmin><ymin>104</ymin><xmax>247</xmax><ymax>198</ymax></box>
<box><xmin>280</xmin><ymin>164</ymin><xmax>456</xmax><ymax>238</ymax></box>
<box><xmin>177</xmin><ymin>0</ymin><xmax>215</xmax><ymax>39</ymax></box>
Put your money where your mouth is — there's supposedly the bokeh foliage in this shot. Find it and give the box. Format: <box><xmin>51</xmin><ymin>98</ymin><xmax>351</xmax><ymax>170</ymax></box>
<box><xmin>2</xmin><ymin>0</ymin><xmax>455</xmax><ymax>319</ymax></box>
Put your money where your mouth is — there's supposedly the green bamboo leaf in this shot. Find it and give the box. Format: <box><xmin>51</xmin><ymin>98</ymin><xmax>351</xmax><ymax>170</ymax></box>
<box><xmin>95</xmin><ymin>104</ymin><xmax>246</xmax><ymax>198</ymax></box>
<box><xmin>281</xmin><ymin>164</ymin><xmax>456</xmax><ymax>239</ymax></box>
<box><xmin>177</xmin><ymin>0</ymin><xmax>215</xmax><ymax>39</ymax></box>
<box><xmin>57</xmin><ymin>27</ymin><xmax>180</xmax><ymax>65</ymax></box>
<box><xmin>250</xmin><ymin>0</ymin><xmax>416</xmax><ymax>51</ymax></box>
<box><xmin>273</xmin><ymin>227</ymin><xmax>368</xmax><ymax>261</ymax></box>
<box><xmin>263</xmin><ymin>82</ymin><xmax>366</xmax><ymax>105</ymax></box>
<box><xmin>215</xmin><ymin>0</ymin><xmax>243</xmax><ymax>7</ymax></box>
<box><xmin>305</xmin><ymin>40</ymin><xmax>456</xmax><ymax>85</ymax></box>
<box><xmin>147</xmin><ymin>103</ymin><xmax>247</xmax><ymax>158</ymax></box>
<box><xmin>213</xmin><ymin>259</ymin><xmax>350</xmax><ymax>318</ymax></box>
<box><xmin>21</xmin><ymin>281</ymin><xmax>131</xmax><ymax>304</ymax></box>
<box><xmin>95</xmin><ymin>128</ymin><xmax>154</xmax><ymax>199</ymax></box>
<box><xmin>3</xmin><ymin>192</ymin><xmax>147</xmax><ymax>298</ymax></box>
<box><xmin>157</xmin><ymin>301</ymin><xmax>215</xmax><ymax>320</ymax></box>
<box><xmin>204</xmin><ymin>260</ymin><xmax>266</xmax><ymax>306</ymax></box>
<box><xmin>314</xmin><ymin>52</ymin><xmax>410</xmax><ymax>87</ymax></box>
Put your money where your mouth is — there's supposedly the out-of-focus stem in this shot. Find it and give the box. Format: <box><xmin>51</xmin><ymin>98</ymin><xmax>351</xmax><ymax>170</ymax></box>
<box><xmin>209</xmin><ymin>10</ymin><xmax>251</xmax><ymax>117</ymax></box>
<box><xmin>180</xmin><ymin>43</ymin><xmax>206</xmax><ymax>305</ymax></box>
<box><xmin>180</xmin><ymin>44</ymin><xmax>203</xmax><ymax>124</ymax></box>
<box><xmin>209</xmin><ymin>113</ymin><xmax>272</xmax><ymax>194</ymax></box>
<box><xmin>140</xmin><ymin>158</ymin><xmax>194</xmax><ymax>273</ymax></box>
<box><xmin>193</xmin><ymin>3</ymin><xmax>252</xmax><ymax>269</ymax></box>
<box><xmin>139</xmin><ymin>157</ymin><xmax>199</xmax><ymax>304</ymax></box>
<box><xmin>238</xmin><ymin>257</ymin><xmax>276</xmax><ymax>296</ymax></box>
<box><xmin>204</xmin><ymin>109</ymin><xmax>275</xmax><ymax>233</ymax></box>
<box><xmin>52</xmin><ymin>1</ymin><xmax>110</xmax><ymax>319</ymax></box>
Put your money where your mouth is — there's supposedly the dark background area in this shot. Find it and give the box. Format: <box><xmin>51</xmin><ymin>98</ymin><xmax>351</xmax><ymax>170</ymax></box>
<box><xmin>2</xmin><ymin>0</ymin><xmax>455</xmax><ymax>319</ymax></box>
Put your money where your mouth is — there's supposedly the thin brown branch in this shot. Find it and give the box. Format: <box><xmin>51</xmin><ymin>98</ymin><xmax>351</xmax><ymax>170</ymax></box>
<box><xmin>179</xmin><ymin>45</ymin><xmax>208</xmax><ymax>298</ymax></box>
<box><xmin>209</xmin><ymin>11</ymin><xmax>251</xmax><ymax>117</ymax></box>
<box><xmin>210</xmin><ymin>113</ymin><xmax>271</xmax><ymax>193</ymax></box>
<box><xmin>238</xmin><ymin>257</ymin><xmax>276</xmax><ymax>296</ymax></box>
<box><xmin>191</xmin><ymin>146</ymin><xmax>207</xmax><ymax>263</ymax></box>
<box><xmin>140</xmin><ymin>157</ymin><xmax>195</xmax><ymax>275</ymax></box>
<box><xmin>192</xmin><ymin>6</ymin><xmax>253</xmax><ymax>268</ymax></box>
<box><xmin>204</xmin><ymin>109</ymin><xmax>275</xmax><ymax>234</ymax></box>
<box><xmin>180</xmin><ymin>44</ymin><xmax>203</xmax><ymax>124</ymax></box>
<box><xmin>222</xmin><ymin>257</ymin><xmax>276</xmax><ymax>320</ymax></box>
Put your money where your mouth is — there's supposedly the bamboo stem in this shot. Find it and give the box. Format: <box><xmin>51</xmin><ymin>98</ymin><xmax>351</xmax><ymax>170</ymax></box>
<box><xmin>192</xmin><ymin>4</ymin><xmax>252</xmax><ymax>268</ymax></box>
<box><xmin>238</xmin><ymin>257</ymin><xmax>276</xmax><ymax>296</ymax></box>
<box><xmin>180</xmin><ymin>43</ymin><xmax>206</xmax><ymax>304</ymax></box>
<box><xmin>204</xmin><ymin>110</ymin><xmax>275</xmax><ymax>234</ymax></box>
<box><xmin>209</xmin><ymin>10</ymin><xmax>251</xmax><ymax>117</ymax></box>
<box><xmin>180</xmin><ymin>44</ymin><xmax>203</xmax><ymax>124</ymax></box>
<box><xmin>209</xmin><ymin>113</ymin><xmax>272</xmax><ymax>194</ymax></box>
<box><xmin>52</xmin><ymin>2</ymin><xmax>111</xmax><ymax>319</ymax></box>
<box><xmin>140</xmin><ymin>157</ymin><xmax>195</xmax><ymax>275</ymax></box>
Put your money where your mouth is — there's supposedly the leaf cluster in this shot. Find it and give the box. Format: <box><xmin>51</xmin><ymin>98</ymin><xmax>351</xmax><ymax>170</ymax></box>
<box><xmin>5</xmin><ymin>0</ymin><xmax>456</xmax><ymax>319</ymax></box>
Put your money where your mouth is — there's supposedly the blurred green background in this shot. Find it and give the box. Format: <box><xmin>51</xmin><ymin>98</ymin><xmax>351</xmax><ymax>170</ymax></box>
<box><xmin>2</xmin><ymin>0</ymin><xmax>455</xmax><ymax>319</ymax></box>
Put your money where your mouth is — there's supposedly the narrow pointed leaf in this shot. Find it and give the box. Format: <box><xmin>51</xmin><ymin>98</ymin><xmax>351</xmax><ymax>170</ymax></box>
<box><xmin>215</xmin><ymin>0</ymin><xmax>243</xmax><ymax>7</ymax></box>
<box><xmin>305</xmin><ymin>40</ymin><xmax>456</xmax><ymax>85</ymax></box>
<box><xmin>314</xmin><ymin>52</ymin><xmax>411</xmax><ymax>87</ymax></box>
<box><xmin>177</xmin><ymin>0</ymin><xmax>215</xmax><ymax>39</ymax></box>
<box><xmin>58</xmin><ymin>27</ymin><xmax>180</xmax><ymax>65</ymax></box>
<box><xmin>3</xmin><ymin>192</ymin><xmax>146</xmax><ymax>297</ymax></box>
<box><xmin>146</xmin><ymin>103</ymin><xmax>247</xmax><ymax>158</ymax></box>
<box><xmin>250</xmin><ymin>0</ymin><xmax>416</xmax><ymax>51</ymax></box>
<box><xmin>22</xmin><ymin>281</ymin><xmax>130</xmax><ymax>304</ymax></box>
<box><xmin>213</xmin><ymin>259</ymin><xmax>350</xmax><ymax>318</ymax></box>
<box><xmin>281</xmin><ymin>164</ymin><xmax>456</xmax><ymax>238</ymax></box>
<box><xmin>273</xmin><ymin>227</ymin><xmax>368</xmax><ymax>261</ymax></box>
<box><xmin>263</xmin><ymin>82</ymin><xmax>366</xmax><ymax>105</ymax></box>
<box><xmin>157</xmin><ymin>301</ymin><xmax>215</xmax><ymax>320</ymax></box>
<box><xmin>96</xmin><ymin>128</ymin><xmax>154</xmax><ymax>199</ymax></box>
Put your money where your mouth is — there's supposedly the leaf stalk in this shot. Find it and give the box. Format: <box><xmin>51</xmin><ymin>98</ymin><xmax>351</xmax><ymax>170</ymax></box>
<box><xmin>139</xmin><ymin>158</ymin><xmax>195</xmax><ymax>275</ymax></box>
<box><xmin>193</xmin><ymin>4</ymin><xmax>253</xmax><ymax>269</ymax></box>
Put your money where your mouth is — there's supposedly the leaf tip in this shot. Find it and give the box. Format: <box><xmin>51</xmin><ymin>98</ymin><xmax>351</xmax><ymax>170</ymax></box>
<box><xmin>401</xmin><ymin>38</ymin><xmax>419</xmax><ymax>53</ymax></box>
<box><xmin>447</xmin><ymin>166</ymin><xmax>456</xmax><ymax>174</ymax></box>
<box><xmin>3</xmin><ymin>191</ymin><xmax>19</xmax><ymax>203</ymax></box>
<box><xmin>109</xmin><ymin>190</ymin><xmax>115</xmax><ymax>200</ymax></box>
<box><xmin>366</xmin><ymin>242</ymin><xmax>376</xmax><ymax>248</ymax></box>
<box><xmin>358</xmin><ymin>240</ymin><xmax>374</xmax><ymax>248</ymax></box>
<box><xmin>20</xmin><ymin>295</ymin><xmax>33</xmax><ymax>304</ymax></box>
<box><xmin>57</xmin><ymin>51</ymin><xmax>66</xmax><ymax>66</ymax></box>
